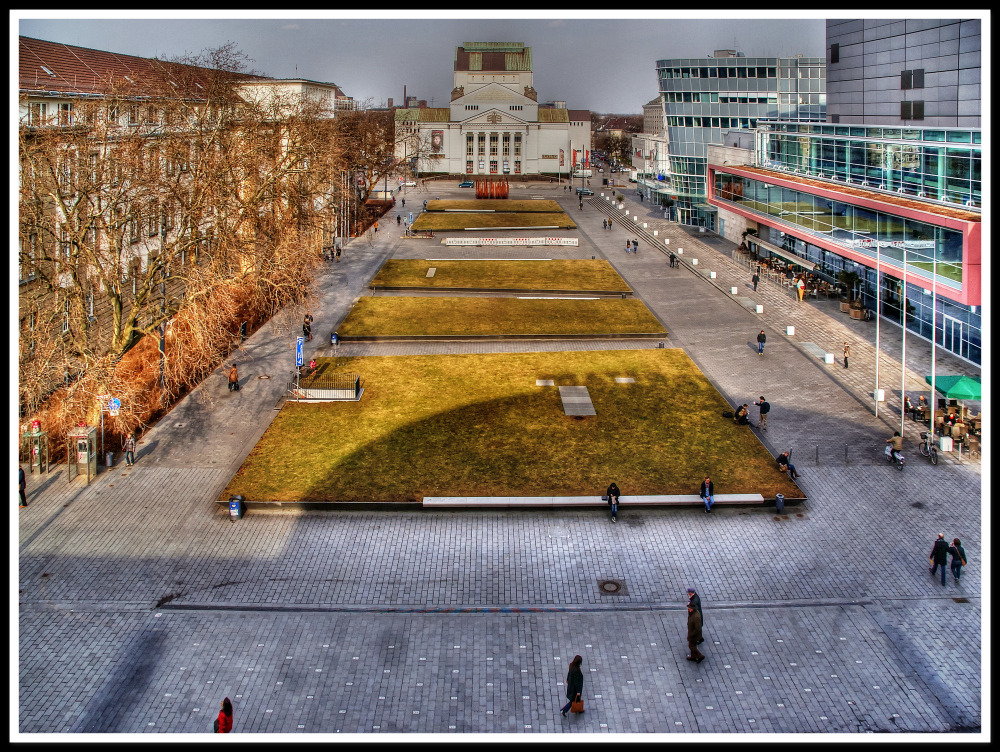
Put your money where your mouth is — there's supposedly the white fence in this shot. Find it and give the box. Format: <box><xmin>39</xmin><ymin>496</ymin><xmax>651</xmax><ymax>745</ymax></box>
<box><xmin>442</xmin><ymin>237</ymin><xmax>579</xmax><ymax>246</ymax></box>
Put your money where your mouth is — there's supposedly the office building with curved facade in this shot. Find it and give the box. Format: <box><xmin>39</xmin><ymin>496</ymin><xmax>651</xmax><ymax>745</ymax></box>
<box><xmin>652</xmin><ymin>50</ymin><xmax>825</xmax><ymax>227</ymax></box>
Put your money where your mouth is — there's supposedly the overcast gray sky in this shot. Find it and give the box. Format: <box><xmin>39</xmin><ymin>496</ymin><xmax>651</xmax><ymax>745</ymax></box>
<box><xmin>16</xmin><ymin>12</ymin><xmax>828</xmax><ymax>112</ymax></box>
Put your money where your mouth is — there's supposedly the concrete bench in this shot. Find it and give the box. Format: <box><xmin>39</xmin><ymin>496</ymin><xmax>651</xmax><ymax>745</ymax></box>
<box><xmin>801</xmin><ymin>342</ymin><xmax>835</xmax><ymax>364</ymax></box>
<box><xmin>422</xmin><ymin>493</ymin><xmax>766</xmax><ymax>508</ymax></box>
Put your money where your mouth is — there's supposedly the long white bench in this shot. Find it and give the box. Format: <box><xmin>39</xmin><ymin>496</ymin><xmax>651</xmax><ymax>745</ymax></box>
<box><xmin>422</xmin><ymin>493</ymin><xmax>766</xmax><ymax>508</ymax></box>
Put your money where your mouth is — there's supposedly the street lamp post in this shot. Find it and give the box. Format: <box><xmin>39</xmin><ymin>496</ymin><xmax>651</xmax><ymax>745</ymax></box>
<box><xmin>158</xmin><ymin>223</ymin><xmax>168</xmax><ymax>401</ymax></box>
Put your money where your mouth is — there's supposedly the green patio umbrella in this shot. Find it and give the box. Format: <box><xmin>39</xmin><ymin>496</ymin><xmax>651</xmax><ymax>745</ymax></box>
<box><xmin>924</xmin><ymin>374</ymin><xmax>982</xmax><ymax>400</ymax></box>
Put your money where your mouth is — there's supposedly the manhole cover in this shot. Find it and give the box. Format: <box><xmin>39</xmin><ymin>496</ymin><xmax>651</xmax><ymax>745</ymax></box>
<box><xmin>910</xmin><ymin>501</ymin><xmax>924</xmax><ymax>508</ymax></box>
<box><xmin>258</xmin><ymin>375</ymin><xmax>271</xmax><ymax>380</ymax></box>
<box><xmin>597</xmin><ymin>579</ymin><xmax>627</xmax><ymax>596</ymax></box>
<box><xmin>174</xmin><ymin>423</ymin><xmax>185</xmax><ymax>428</ymax></box>
<box><xmin>548</xmin><ymin>527</ymin><xmax>570</xmax><ymax>538</ymax></box>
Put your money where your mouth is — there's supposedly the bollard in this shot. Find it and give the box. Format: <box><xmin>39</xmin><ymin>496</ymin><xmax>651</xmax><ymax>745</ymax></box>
<box><xmin>775</xmin><ymin>494</ymin><xmax>785</xmax><ymax>514</ymax></box>
<box><xmin>844</xmin><ymin>444</ymin><xmax>849</xmax><ymax>464</ymax></box>
<box><xmin>105</xmin><ymin>452</ymin><xmax>114</xmax><ymax>469</ymax></box>
<box><xmin>786</xmin><ymin>325</ymin><xmax>795</xmax><ymax>336</ymax></box>
<box><xmin>816</xmin><ymin>445</ymin><xmax>819</xmax><ymax>465</ymax></box>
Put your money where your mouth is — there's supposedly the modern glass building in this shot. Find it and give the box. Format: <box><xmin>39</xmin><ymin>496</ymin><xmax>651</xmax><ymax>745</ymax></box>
<box><xmin>654</xmin><ymin>51</ymin><xmax>825</xmax><ymax>227</ymax></box>
<box><xmin>707</xmin><ymin>122</ymin><xmax>982</xmax><ymax>363</ymax></box>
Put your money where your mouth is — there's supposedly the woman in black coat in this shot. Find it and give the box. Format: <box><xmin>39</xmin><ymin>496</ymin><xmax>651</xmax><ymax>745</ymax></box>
<box><xmin>560</xmin><ymin>655</ymin><xmax>584</xmax><ymax>716</ymax></box>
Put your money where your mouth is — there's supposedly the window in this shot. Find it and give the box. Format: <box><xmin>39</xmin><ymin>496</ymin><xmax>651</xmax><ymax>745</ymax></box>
<box><xmin>509</xmin><ymin>105</ymin><xmax>522</xmax><ymax>111</ymax></box>
<box><xmin>128</xmin><ymin>105</ymin><xmax>140</xmax><ymax>125</ymax></box>
<box><xmin>489</xmin><ymin>134</ymin><xmax>498</xmax><ymax>156</ymax></box>
<box><xmin>901</xmin><ymin>101</ymin><xmax>924</xmax><ymax>120</ymax></box>
<box><xmin>63</xmin><ymin>300</ymin><xmax>70</xmax><ymax>334</ymax></box>
<box><xmin>466</xmin><ymin>134</ymin><xmax>474</xmax><ymax>155</ymax></box>
<box><xmin>513</xmin><ymin>132</ymin><xmax>521</xmax><ymax>156</ymax></box>
<box><xmin>830</xmin><ymin>43</ymin><xmax>839</xmax><ymax>64</ymax></box>
<box><xmin>912</xmin><ymin>101</ymin><xmax>924</xmax><ymax>120</ymax></box>
<box><xmin>58</xmin><ymin>103</ymin><xmax>73</xmax><ymax>125</ymax></box>
<box><xmin>913</xmin><ymin>69</ymin><xmax>924</xmax><ymax>89</ymax></box>
<box><xmin>28</xmin><ymin>102</ymin><xmax>47</xmax><ymax>125</ymax></box>
<box><xmin>489</xmin><ymin>160</ymin><xmax>498</xmax><ymax>174</ymax></box>
<box><xmin>466</xmin><ymin>160</ymin><xmax>473</xmax><ymax>174</ymax></box>
<box><xmin>477</xmin><ymin>133</ymin><xmax>486</xmax><ymax>154</ymax></box>
<box><xmin>514</xmin><ymin>160</ymin><xmax>521</xmax><ymax>174</ymax></box>
<box><xmin>831</xmin><ymin>114</ymin><xmax>840</xmax><ymax>123</ymax></box>
<box><xmin>902</xmin><ymin>69</ymin><xmax>925</xmax><ymax>90</ymax></box>
<box><xmin>502</xmin><ymin>133</ymin><xmax>510</xmax><ymax>156</ymax></box>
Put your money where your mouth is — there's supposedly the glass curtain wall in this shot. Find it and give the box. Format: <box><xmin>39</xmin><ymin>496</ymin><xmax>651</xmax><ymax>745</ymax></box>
<box><xmin>714</xmin><ymin>172</ymin><xmax>964</xmax><ymax>287</ymax></box>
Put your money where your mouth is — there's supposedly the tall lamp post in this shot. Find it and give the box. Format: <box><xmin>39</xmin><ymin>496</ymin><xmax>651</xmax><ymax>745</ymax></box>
<box><xmin>158</xmin><ymin>222</ymin><xmax>168</xmax><ymax>402</ymax></box>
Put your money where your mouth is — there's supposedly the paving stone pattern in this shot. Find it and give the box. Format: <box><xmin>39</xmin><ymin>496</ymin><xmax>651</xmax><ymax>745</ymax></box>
<box><xmin>18</xmin><ymin>181</ymin><xmax>982</xmax><ymax>737</ymax></box>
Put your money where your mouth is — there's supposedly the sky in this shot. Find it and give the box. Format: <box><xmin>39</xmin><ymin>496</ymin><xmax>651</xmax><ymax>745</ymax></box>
<box><xmin>16</xmin><ymin>11</ymin><xmax>829</xmax><ymax>113</ymax></box>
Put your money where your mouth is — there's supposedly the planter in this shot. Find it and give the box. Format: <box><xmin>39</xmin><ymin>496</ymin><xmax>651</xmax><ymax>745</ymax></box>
<box><xmin>849</xmin><ymin>308</ymin><xmax>865</xmax><ymax>320</ymax></box>
<box><xmin>839</xmin><ymin>300</ymin><xmax>851</xmax><ymax>312</ymax></box>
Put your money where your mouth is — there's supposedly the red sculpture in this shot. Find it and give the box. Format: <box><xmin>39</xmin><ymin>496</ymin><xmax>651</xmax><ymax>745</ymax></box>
<box><xmin>475</xmin><ymin>177</ymin><xmax>509</xmax><ymax>199</ymax></box>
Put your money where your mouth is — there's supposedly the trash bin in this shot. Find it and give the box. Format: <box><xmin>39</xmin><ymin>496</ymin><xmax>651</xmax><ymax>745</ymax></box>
<box><xmin>228</xmin><ymin>495</ymin><xmax>246</xmax><ymax>520</ymax></box>
<box><xmin>775</xmin><ymin>494</ymin><xmax>785</xmax><ymax>514</ymax></box>
<box><xmin>105</xmin><ymin>452</ymin><xmax>114</xmax><ymax>468</ymax></box>
<box><xmin>331</xmin><ymin>331</ymin><xmax>339</xmax><ymax>346</ymax></box>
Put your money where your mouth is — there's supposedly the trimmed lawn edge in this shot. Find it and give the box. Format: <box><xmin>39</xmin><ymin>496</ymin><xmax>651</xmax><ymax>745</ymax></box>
<box><xmin>216</xmin><ymin>498</ymin><xmax>807</xmax><ymax>508</ymax></box>
<box><xmin>336</xmin><ymin>333</ymin><xmax>667</xmax><ymax>343</ymax></box>
<box><xmin>368</xmin><ymin>286</ymin><xmax>634</xmax><ymax>296</ymax></box>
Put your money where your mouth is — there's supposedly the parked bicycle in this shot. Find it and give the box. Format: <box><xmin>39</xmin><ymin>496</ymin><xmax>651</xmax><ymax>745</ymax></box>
<box><xmin>917</xmin><ymin>431</ymin><xmax>939</xmax><ymax>465</ymax></box>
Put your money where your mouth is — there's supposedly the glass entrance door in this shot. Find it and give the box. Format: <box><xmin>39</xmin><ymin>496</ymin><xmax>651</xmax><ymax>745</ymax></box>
<box><xmin>942</xmin><ymin>315</ymin><xmax>965</xmax><ymax>359</ymax></box>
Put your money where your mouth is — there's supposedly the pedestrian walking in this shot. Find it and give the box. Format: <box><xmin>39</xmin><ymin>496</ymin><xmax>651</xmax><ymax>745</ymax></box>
<box><xmin>397</xmin><ymin>214</ymin><xmax>401</xmax><ymax>225</ymax></box>
<box><xmin>754</xmin><ymin>396</ymin><xmax>770</xmax><ymax>431</ymax></box>
<box><xmin>756</xmin><ymin>329</ymin><xmax>766</xmax><ymax>356</ymax></box>
<box><xmin>949</xmin><ymin>538</ymin><xmax>967</xmax><ymax>583</ymax></box>
<box><xmin>632</xmin><ymin>239</ymin><xmax>638</xmax><ymax>254</ymax></box>
<box><xmin>699</xmin><ymin>476</ymin><xmax>714</xmax><ymax>514</ymax></box>
<box><xmin>686</xmin><ymin>588</ymin><xmax>704</xmax><ymax>639</ymax></box>
<box><xmin>123</xmin><ymin>432</ymin><xmax>136</xmax><ymax>467</ymax></box>
<box><xmin>374</xmin><ymin>220</ymin><xmax>378</xmax><ymax>233</ymax></box>
<box><xmin>228</xmin><ymin>365</ymin><xmax>239</xmax><ymax>393</ymax></box>
<box><xmin>303</xmin><ymin>313</ymin><xmax>313</xmax><ymax>341</ymax></box>
<box><xmin>606</xmin><ymin>482</ymin><xmax>621</xmax><ymax>523</ymax></box>
<box><xmin>752</xmin><ymin>270</ymin><xmax>760</xmax><ymax>292</ymax></box>
<box><xmin>607</xmin><ymin>218</ymin><xmax>612</xmax><ymax>230</ymax></box>
<box><xmin>669</xmin><ymin>252</ymin><xmax>677</xmax><ymax>268</ymax></box>
<box><xmin>625</xmin><ymin>240</ymin><xmax>631</xmax><ymax>254</ymax></box>
<box><xmin>19</xmin><ymin>465</ymin><xmax>27</xmax><ymax>508</ymax></box>
<box><xmin>560</xmin><ymin>655</ymin><xmax>584</xmax><ymax>717</ymax></box>
<box><xmin>686</xmin><ymin>604</ymin><xmax>705</xmax><ymax>663</ymax></box>
<box><xmin>602</xmin><ymin>219</ymin><xmax>607</xmax><ymax>230</ymax></box>
<box><xmin>843</xmin><ymin>342</ymin><xmax>850</xmax><ymax>369</ymax></box>
<box><xmin>401</xmin><ymin>198</ymin><xmax>405</xmax><ymax>208</ymax></box>
<box><xmin>776</xmin><ymin>450</ymin><xmax>801</xmax><ymax>479</ymax></box>
<box><xmin>214</xmin><ymin>697</ymin><xmax>233</xmax><ymax>733</ymax></box>
<box><xmin>929</xmin><ymin>533</ymin><xmax>949</xmax><ymax>586</ymax></box>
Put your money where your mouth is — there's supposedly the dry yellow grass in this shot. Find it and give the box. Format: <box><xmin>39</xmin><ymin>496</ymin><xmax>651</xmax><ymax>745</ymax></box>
<box><xmin>411</xmin><ymin>212</ymin><xmax>575</xmax><ymax>231</ymax></box>
<box><xmin>369</xmin><ymin>259</ymin><xmax>631</xmax><ymax>292</ymax></box>
<box><xmin>337</xmin><ymin>297</ymin><xmax>665</xmax><ymax>337</ymax></box>
<box><xmin>222</xmin><ymin>349</ymin><xmax>802</xmax><ymax>502</ymax></box>
<box><xmin>426</xmin><ymin>199</ymin><xmax>563</xmax><ymax>212</ymax></box>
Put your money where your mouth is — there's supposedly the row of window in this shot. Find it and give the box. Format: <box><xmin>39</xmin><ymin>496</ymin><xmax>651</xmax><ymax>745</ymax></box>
<box><xmin>759</xmin><ymin>119</ymin><xmax>981</xmax><ymax>144</ymax></box>
<box><xmin>465</xmin><ymin>160</ymin><xmax>521</xmax><ymax>174</ymax></box>
<box><xmin>669</xmin><ymin>116</ymin><xmax>760</xmax><ymax>129</ymax></box>
<box><xmin>467</xmin><ymin>132</ymin><xmax>522</xmax><ymax>156</ymax></box>
<box><xmin>714</xmin><ymin>172</ymin><xmax>965</xmax><ymax>284</ymax></box>
<box><xmin>661</xmin><ymin>65</ymin><xmax>823</xmax><ymax>80</ymax></box>
<box><xmin>24</xmin><ymin>101</ymin><xmax>220</xmax><ymax>128</ymax></box>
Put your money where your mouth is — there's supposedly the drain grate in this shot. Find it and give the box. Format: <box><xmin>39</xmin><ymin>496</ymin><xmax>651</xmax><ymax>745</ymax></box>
<box><xmin>952</xmin><ymin>598</ymin><xmax>970</xmax><ymax>603</ymax></box>
<box><xmin>258</xmin><ymin>374</ymin><xmax>271</xmax><ymax>380</ymax></box>
<box><xmin>597</xmin><ymin>579</ymin><xmax>628</xmax><ymax>596</ymax></box>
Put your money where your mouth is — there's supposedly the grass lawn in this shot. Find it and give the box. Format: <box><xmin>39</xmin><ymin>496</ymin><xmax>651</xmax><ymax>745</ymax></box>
<box><xmin>222</xmin><ymin>349</ymin><xmax>801</xmax><ymax>502</ymax></box>
<box><xmin>370</xmin><ymin>259</ymin><xmax>631</xmax><ymax>292</ymax></box>
<box><xmin>411</xmin><ymin>212</ymin><xmax>575</xmax><ymax>231</ymax></box>
<box><xmin>337</xmin><ymin>297</ymin><xmax>665</xmax><ymax>338</ymax></box>
<box><xmin>426</xmin><ymin>199</ymin><xmax>563</xmax><ymax>213</ymax></box>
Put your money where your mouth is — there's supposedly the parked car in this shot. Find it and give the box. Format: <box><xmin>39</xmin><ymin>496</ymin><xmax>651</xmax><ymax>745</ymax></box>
<box><xmin>402</xmin><ymin>181</ymin><xmax>417</xmax><ymax>186</ymax></box>
<box><xmin>576</xmin><ymin>187</ymin><xmax>594</xmax><ymax>196</ymax></box>
<box><xmin>458</xmin><ymin>180</ymin><xmax>474</xmax><ymax>188</ymax></box>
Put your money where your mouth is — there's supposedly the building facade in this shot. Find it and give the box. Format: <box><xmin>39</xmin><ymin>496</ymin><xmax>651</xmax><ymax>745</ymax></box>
<box><xmin>396</xmin><ymin>42</ymin><xmax>590</xmax><ymax>178</ymax></box>
<box><xmin>655</xmin><ymin>50</ymin><xmax>826</xmax><ymax>227</ymax></box>
<box><xmin>708</xmin><ymin>122</ymin><xmax>981</xmax><ymax>365</ymax></box>
<box><xmin>825</xmin><ymin>18</ymin><xmax>981</xmax><ymax>127</ymax></box>
<box><xmin>631</xmin><ymin>96</ymin><xmax>672</xmax><ymax>199</ymax></box>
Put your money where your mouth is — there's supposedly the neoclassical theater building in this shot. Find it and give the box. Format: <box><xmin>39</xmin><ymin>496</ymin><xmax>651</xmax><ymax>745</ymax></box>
<box><xmin>395</xmin><ymin>42</ymin><xmax>591</xmax><ymax>177</ymax></box>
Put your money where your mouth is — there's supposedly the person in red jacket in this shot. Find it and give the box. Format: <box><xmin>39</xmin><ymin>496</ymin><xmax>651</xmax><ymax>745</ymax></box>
<box><xmin>214</xmin><ymin>697</ymin><xmax>233</xmax><ymax>733</ymax></box>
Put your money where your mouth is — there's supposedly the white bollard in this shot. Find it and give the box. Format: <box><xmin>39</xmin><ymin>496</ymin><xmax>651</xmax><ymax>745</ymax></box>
<box><xmin>633</xmin><ymin>215</ymin><xmax>638</xmax><ymax>222</ymax></box>
<box><xmin>677</xmin><ymin>249</ymin><xmax>683</xmax><ymax>255</ymax></box>
<box><xmin>755</xmin><ymin>304</ymin><xmax>764</xmax><ymax>314</ymax></box>
<box><xmin>653</xmin><ymin>230</ymin><xmax>658</xmax><ymax>236</ymax></box>
<box><xmin>824</xmin><ymin>353</ymin><xmax>835</xmax><ymax>364</ymax></box>
<box><xmin>664</xmin><ymin>238</ymin><xmax>669</xmax><ymax>244</ymax></box>
<box><xmin>709</xmin><ymin>271</ymin><xmax>716</xmax><ymax>278</ymax></box>
<box><xmin>786</xmin><ymin>325</ymin><xmax>795</xmax><ymax>336</ymax></box>
<box><xmin>691</xmin><ymin>258</ymin><xmax>698</xmax><ymax>266</ymax></box>
<box><xmin>730</xmin><ymin>287</ymin><xmax>738</xmax><ymax>295</ymax></box>
<box><xmin>643</xmin><ymin>222</ymin><xmax>647</xmax><ymax>229</ymax></box>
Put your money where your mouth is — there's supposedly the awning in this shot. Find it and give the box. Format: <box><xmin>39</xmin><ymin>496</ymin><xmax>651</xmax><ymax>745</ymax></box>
<box><xmin>750</xmin><ymin>238</ymin><xmax>817</xmax><ymax>271</ymax></box>
<box><xmin>693</xmin><ymin>203</ymin><xmax>717</xmax><ymax>212</ymax></box>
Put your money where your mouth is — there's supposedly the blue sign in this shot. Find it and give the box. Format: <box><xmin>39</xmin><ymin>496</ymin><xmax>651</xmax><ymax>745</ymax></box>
<box><xmin>296</xmin><ymin>336</ymin><xmax>304</xmax><ymax>367</ymax></box>
<box><xmin>408</xmin><ymin>212</ymin><xmax>413</xmax><ymax>224</ymax></box>
<box><xmin>107</xmin><ymin>397</ymin><xmax>121</xmax><ymax>412</ymax></box>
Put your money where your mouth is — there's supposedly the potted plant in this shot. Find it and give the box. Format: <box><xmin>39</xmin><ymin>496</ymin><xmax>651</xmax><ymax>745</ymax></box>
<box><xmin>838</xmin><ymin>270</ymin><xmax>861</xmax><ymax>312</ymax></box>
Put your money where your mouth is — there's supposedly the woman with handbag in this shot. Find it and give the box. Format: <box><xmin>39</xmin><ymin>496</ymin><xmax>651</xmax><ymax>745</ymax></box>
<box><xmin>560</xmin><ymin>655</ymin><xmax>584</xmax><ymax>717</ymax></box>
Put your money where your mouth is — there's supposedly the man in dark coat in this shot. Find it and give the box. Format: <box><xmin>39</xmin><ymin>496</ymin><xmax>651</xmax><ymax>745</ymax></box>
<box><xmin>949</xmin><ymin>538</ymin><xmax>967</xmax><ymax>584</ymax></box>
<box><xmin>756</xmin><ymin>329</ymin><xmax>767</xmax><ymax>356</ymax></box>
<box><xmin>686</xmin><ymin>606</ymin><xmax>705</xmax><ymax>663</ymax></box>
<box><xmin>606</xmin><ymin>482</ymin><xmax>621</xmax><ymax>523</ymax></box>
<box><xmin>699</xmin><ymin>477</ymin><xmax>714</xmax><ymax>514</ymax></box>
<box><xmin>560</xmin><ymin>655</ymin><xmax>584</xmax><ymax>716</ymax></box>
<box><xmin>752</xmin><ymin>270</ymin><xmax>760</xmax><ymax>291</ymax></box>
<box><xmin>687</xmin><ymin>589</ymin><xmax>704</xmax><ymax>643</ymax></box>
<box><xmin>19</xmin><ymin>465</ymin><xmax>27</xmax><ymax>508</ymax></box>
<box><xmin>929</xmin><ymin>533</ymin><xmax>949</xmax><ymax>586</ymax></box>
